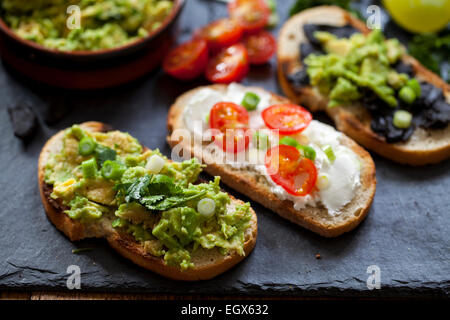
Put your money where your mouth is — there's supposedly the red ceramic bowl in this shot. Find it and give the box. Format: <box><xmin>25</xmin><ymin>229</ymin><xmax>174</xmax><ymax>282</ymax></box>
<box><xmin>0</xmin><ymin>0</ymin><xmax>185</xmax><ymax>89</ymax></box>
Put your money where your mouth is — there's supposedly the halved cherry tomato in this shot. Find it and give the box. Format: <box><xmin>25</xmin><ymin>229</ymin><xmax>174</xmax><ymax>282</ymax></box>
<box><xmin>228</xmin><ymin>0</ymin><xmax>270</xmax><ymax>34</ymax></box>
<box><xmin>205</xmin><ymin>43</ymin><xmax>249</xmax><ymax>84</ymax></box>
<box><xmin>242</xmin><ymin>30</ymin><xmax>276</xmax><ymax>65</ymax></box>
<box><xmin>163</xmin><ymin>39</ymin><xmax>208</xmax><ymax>80</ymax></box>
<box><xmin>262</xmin><ymin>104</ymin><xmax>312</xmax><ymax>135</ymax></box>
<box><xmin>197</xmin><ymin>18</ymin><xmax>243</xmax><ymax>51</ymax></box>
<box><xmin>210</xmin><ymin>102</ymin><xmax>250</xmax><ymax>153</ymax></box>
<box><xmin>265</xmin><ymin>145</ymin><xmax>317</xmax><ymax>196</ymax></box>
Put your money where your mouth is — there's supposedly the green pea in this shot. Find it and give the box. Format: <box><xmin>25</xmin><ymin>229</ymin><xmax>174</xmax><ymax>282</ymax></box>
<box><xmin>241</xmin><ymin>92</ymin><xmax>261</xmax><ymax>111</ymax></box>
<box><xmin>393</xmin><ymin>110</ymin><xmax>412</xmax><ymax>129</ymax></box>
<box><xmin>399</xmin><ymin>86</ymin><xmax>416</xmax><ymax>104</ymax></box>
<box><xmin>407</xmin><ymin>79</ymin><xmax>421</xmax><ymax>97</ymax></box>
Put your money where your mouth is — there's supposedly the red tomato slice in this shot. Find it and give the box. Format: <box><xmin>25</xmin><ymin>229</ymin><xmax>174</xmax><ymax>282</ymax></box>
<box><xmin>205</xmin><ymin>43</ymin><xmax>249</xmax><ymax>84</ymax></box>
<box><xmin>262</xmin><ymin>104</ymin><xmax>312</xmax><ymax>135</ymax></box>
<box><xmin>210</xmin><ymin>102</ymin><xmax>250</xmax><ymax>153</ymax></box>
<box><xmin>163</xmin><ymin>39</ymin><xmax>209</xmax><ymax>81</ymax></box>
<box><xmin>242</xmin><ymin>30</ymin><xmax>276</xmax><ymax>65</ymax></box>
<box><xmin>198</xmin><ymin>18</ymin><xmax>243</xmax><ymax>51</ymax></box>
<box><xmin>228</xmin><ymin>0</ymin><xmax>270</xmax><ymax>34</ymax></box>
<box><xmin>265</xmin><ymin>145</ymin><xmax>317</xmax><ymax>196</ymax></box>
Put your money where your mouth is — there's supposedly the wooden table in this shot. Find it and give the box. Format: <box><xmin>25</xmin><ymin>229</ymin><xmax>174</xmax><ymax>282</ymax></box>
<box><xmin>0</xmin><ymin>291</ymin><xmax>300</xmax><ymax>300</ymax></box>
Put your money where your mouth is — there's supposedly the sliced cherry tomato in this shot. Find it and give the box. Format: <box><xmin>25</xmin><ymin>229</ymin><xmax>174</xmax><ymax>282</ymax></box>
<box><xmin>265</xmin><ymin>145</ymin><xmax>317</xmax><ymax>196</ymax></box>
<box><xmin>163</xmin><ymin>39</ymin><xmax>208</xmax><ymax>80</ymax></box>
<box><xmin>210</xmin><ymin>102</ymin><xmax>250</xmax><ymax>153</ymax></box>
<box><xmin>242</xmin><ymin>30</ymin><xmax>276</xmax><ymax>65</ymax></box>
<box><xmin>197</xmin><ymin>18</ymin><xmax>243</xmax><ymax>51</ymax></box>
<box><xmin>210</xmin><ymin>102</ymin><xmax>249</xmax><ymax>131</ymax></box>
<box><xmin>262</xmin><ymin>104</ymin><xmax>312</xmax><ymax>135</ymax></box>
<box><xmin>205</xmin><ymin>43</ymin><xmax>249</xmax><ymax>84</ymax></box>
<box><xmin>228</xmin><ymin>0</ymin><xmax>270</xmax><ymax>34</ymax></box>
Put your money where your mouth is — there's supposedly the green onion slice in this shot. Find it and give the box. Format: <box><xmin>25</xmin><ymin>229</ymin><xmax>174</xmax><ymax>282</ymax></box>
<box><xmin>241</xmin><ymin>92</ymin><xmax>261</xmax><ymax>111</ymax></box>
<box><xmin>78</xmin><ymin>137</ymin><xmax>96</xmax><ymax>156</ymax></box>
<box><xmin>81</xmin><ymin>158</ymin><xmax>98</xmax><ymax>179</ymax></box>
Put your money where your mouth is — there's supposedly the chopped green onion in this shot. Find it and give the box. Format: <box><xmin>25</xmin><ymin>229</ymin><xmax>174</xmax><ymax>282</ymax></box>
<box><xmin>279</xmin><ymin>136</ymin><xmax>316</xmax><ymax>161</ymax></box>
<box><xmin>393</xmin><ymin>110</ymin><xmax>413</xmax><ymax>129</ymax></box>
<box><xmin>407</xmin><ymin>79</ymin><xmax>421</xmax><ymax>97</ymax></box>
<box><xmin>241</xmin><ymin>92</ymin><xmax>260</xmax><ymax>111</ymax></box>
<box><xmin>112</xmin><ymin>218</ymin><xmax>126</xmax><ymax>228</ymax></box>
<box><xmin>279</xmin><ymin>136</ymin><xmax>299</xmax><ymax>148</ymax></box>
<box><xmin>101</xmin><ymin>160</ymin><xmax>126</xmax><ymax>180</ymax></box>
<box><xmin>322</xmin><ymin>145</ymin><xmax>336</xmax><ymax>163</ymax></box>
<box><xmin>78</xmin><ymin>137</ymin><xmax>96</xmax><ymax>156</ymax></box>
<box><xmin>72</xmin><ymin>248</ymin><xmax>94</xmax><ymax>254</ymax></box>
<box><xmin>70</xmin><ymin>125</ymin><xmax>85</xmax><ymax>140</ymax></box>
<box><xmin>197</xmin><ymin>198</ymin><xmax>216</xmax><ymax>218</ymax></box>
<box><xmin>146</xmin><ymin>154</ymin><xmax>165</xmax><ymax>174</ymax></box>
<box><xmin>316</xmin><ymin>174</ymin><xmax>330</xmax><ymax>190</ymax></box>
<box><xmin>299</xmin><ymin>145</ymin><xmax>316</xmax><ymax>161</ymax></box>
<box><xmin>399</xmin><ymin>86</ymin><xmax>416</xmax><ymax>104</ymax></box>
<box><xmin>81</xmin><ymin>158</ymin><xmax>98</xmax><ymax>179</ymax></box>
<box><xmin>266</xmin><ymin>0</ymin><xmax>279</xmax><ymax>28</ymax></box>
<box><xmin>266</xmin><ymin>0</ymin><xmax>276</xmax><ymax>11</ymax></box>
<box><xmin>95</xmin><ymin>145</ymin><xmax>117</xmax><ymax>167</ymax></box>
<box><xmin>253</xmin><ymin>131</ymin><xmax>270</xmax><ymax>150</ymax></box>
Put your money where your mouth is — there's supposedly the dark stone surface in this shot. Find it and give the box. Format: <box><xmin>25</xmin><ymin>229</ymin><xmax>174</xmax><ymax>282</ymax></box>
<box><xmin>0</xmin><ymin>0</ymin><xmax>448</xmax><ymax>297</ymax></box>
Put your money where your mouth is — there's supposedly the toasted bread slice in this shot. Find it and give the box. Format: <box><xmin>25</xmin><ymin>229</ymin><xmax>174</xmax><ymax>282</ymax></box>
<box><xmin>38</xmin><ymin>121</ymin><xmax>257</xmax><ymax>281</ymax></box>
<box><xmin>167</xmin><ymin>85</ymin><xmax>376</xmax><ymax>237</ymax></box>
<box><xmin>277</xmin><ymin>6</ymin><xmax>450</xmax><ymax>165</ymax></box>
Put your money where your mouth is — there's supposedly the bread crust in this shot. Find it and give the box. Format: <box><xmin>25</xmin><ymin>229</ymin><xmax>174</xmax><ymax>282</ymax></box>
<box><xmin>38</xmin><ymin>121</ymin><xmax>257</xmax><ymax>281</ymax></box>
<box><xmin>277</xmin><ymin>6</ymin><xmax>450</xmax><ymax>166</ymax></box>
<box><xmin>167</xmin><ymin>84</ymin><xmax>376</xmax><ymax>237</ymax></box>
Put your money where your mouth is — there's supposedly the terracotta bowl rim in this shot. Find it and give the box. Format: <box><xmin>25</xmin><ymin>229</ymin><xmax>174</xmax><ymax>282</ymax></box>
<box><xmin>0</xmin><ymin>0</ymin><xmax>185</xmax><ymax>57</ymax></box>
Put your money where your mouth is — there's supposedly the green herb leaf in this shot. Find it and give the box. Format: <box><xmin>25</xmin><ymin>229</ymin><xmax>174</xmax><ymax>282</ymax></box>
<box><xmin>120</xmin><ymin>174</ymin><xmax>202</xmax><ymax>212</ymax></box>
<box><xmin>125</xmin><ymin>175</ymin><xmax>152</xmax><ymax>203</ymax></box>
<box><xmin>95</xmin><ymin>144</ymin><xmax>117</xmax><ymax>167</ymax></box>
<box><xmin>145</xmin><ymin>191</ymin><xmax>207</xmax><ymax>211</ymax></box>
<box><xmin>147</xmin><ymin>174</ymin><xmax>183</xmax><ymax>196</ymax></box>
<box><xmin>408</xmin><ymin>32</ymin><xmax>450</xmax><ymax>83</ymax></box>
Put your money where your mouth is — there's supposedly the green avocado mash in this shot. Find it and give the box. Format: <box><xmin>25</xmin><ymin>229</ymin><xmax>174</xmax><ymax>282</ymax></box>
<box><xmin>44</xmin><ymin>125</ymin><xmax>252</xmax><ymax>270</ymax></box>
<box><xmin>305</xmin><ymin>29</ymin><xmax>416</xmax><ymax>108</ymax></box>
<box><xmin>1</xmin><ymin>0</ymin><xmax>173</xmax><ymax>51</ymax></box>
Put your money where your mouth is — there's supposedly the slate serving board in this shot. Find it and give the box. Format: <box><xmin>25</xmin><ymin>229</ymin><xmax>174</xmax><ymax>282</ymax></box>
<box><xmin>0</xmin><ymin>0</ymin><xmax>448</xmax><ymax>297</ymax></box>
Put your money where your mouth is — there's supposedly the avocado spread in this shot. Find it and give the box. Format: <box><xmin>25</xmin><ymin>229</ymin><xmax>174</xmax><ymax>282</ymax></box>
<box><xmin>1</xmin><ymin>0</ymin><xmax>173</xmax><ymax>51</ymax></box>
<box><xmin>45</xmin><ymin>125</ymin><xmax>252</xmax><ymax>270</ymax></box>
<box><xmin>305</xmin><ymin>29</ymin><xmax>407</xmax><ymax>108</ymax></box>
<box><xmin>290</xmin><ymin>24</ymin><xmax>450</xmax><ymax>143</ymax></box>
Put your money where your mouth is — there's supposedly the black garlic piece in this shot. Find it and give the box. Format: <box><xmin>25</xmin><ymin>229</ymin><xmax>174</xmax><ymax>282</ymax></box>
<box><xmin>7</xmin><ymin>104</ymin><xmax>38</xmax><ymax>140</ymax></box>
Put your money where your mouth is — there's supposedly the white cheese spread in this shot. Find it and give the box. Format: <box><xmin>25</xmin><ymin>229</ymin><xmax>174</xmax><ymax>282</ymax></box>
<box><xmin>182</xmin><ymin>83</ymin><xmax>361</xmax><ymax>216</ymax></box>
